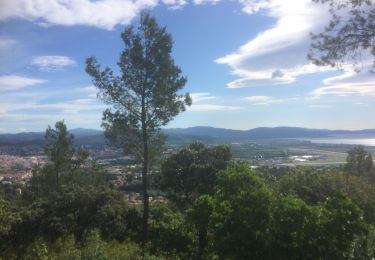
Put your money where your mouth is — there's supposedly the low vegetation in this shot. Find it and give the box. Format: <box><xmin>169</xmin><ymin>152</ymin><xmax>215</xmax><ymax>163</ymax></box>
<box><xmin>1</xmin><ymin>121</ymin><xmax>375</xmax><ymax>259</ymax></box>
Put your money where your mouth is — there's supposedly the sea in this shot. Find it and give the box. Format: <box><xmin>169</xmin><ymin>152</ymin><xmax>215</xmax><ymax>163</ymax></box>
<box><xmin>308</xmin><ymin>138</ymin><xmax>375</xmax><ymax>146</ymax></box>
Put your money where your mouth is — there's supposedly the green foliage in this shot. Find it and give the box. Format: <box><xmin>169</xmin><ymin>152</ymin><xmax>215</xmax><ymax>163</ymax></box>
<box><xmin>3</xmin><ymin>135</ymin><xmax>375</xmax><ymax>259</ymax></box>
<box><xmin>23</xmin><ymin>237</ymin><xmax>49</xmax><ymax>260</ymax></box>
<box><xmin>353</xmin><ymin>224</ymin><xmax>375</xmax><ymax>259</ymax></box>
<box><xmin>158</xmin><ymin>142</ymin><xmax>232</xmax><ymax>208</ymax></box>
<box><xmin>187</xmin><ymin>195</ymin><xmax>214</xmax><ymax>259</ymax></box>
<box><xmin>28</xmin><ymin>121</ymin><xmax>92</xmax><ymax>196</ymax></box>
<box><xmin>49</xmin><ymin>234</ymin><xmax>81</xmax><ymax>259</ymax></box>
<box><xmin>80</xmin><ymin>230</ymin><xmax>144</xmax><ymax>260</ymax></box>
<box><xmin>321</xmin><ymin>193</ymin><xmax>367</xmax><ymax>258</ymax></box>
<box><xmin>44</xmin><ymin>121</ymin><xmax>89</xmax><ymax>189</ymax></box>
<box><xmin>188</xmin><ymin>195</ymin><xmax>214</xmax><ymax>234</ymax></box>
<box><xmin>5</xmin><ymin>230</ymin><xmax>155</xmax><ymax>260</ymax></box>
<box><xmin>0</xmin><ymin>194</ymin><xmax>20</xmax><ymax>238</ymax></box>
<box><xmin>86</xmin><ymin>12</ymin><xmax>191</xmax><ymax>156</ymax></box>
<box><xmin>269</xmin><ymin>194</ymin><xmax>367</xmax><ymax>259</ymax></box>
<box><xmin>149</xmin><ymin>204</ymin><xmax>194</xmax><ymax>258</ymax></box>
<box><xmin>211</xmin><ymin>161</ymin><xmax>272</xmax><ymax>259</ymax></box>
<box><xmin>346</xmin><ymin>145</ymin><xmax>374</xmax><ymax>178</ymax></box>
<box><xmin>275</xmin><ymin>169</ymin><xmax>375</xmax><ymax>224</ymax></box>
<box><xmin>205</xmin><ymin>163</ymin><xmax>370</xmax><ymax>259</ymax></box>
<box><xmin>86</xmin><ymin>12</ymin><xmax>191</xmax><ymax>244</ymax></box>
<box><xmin>269</xmin><ymin>196</ymin><xmax>322</xmax><ymax>259</ymax></box>
<box><xmin>10</xmin><ymin>186</ymin><xmax>132</xmax><ymax>246</ymax></box>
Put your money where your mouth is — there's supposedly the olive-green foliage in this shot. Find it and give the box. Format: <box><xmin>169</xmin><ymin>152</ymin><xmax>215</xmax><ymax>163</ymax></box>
<box><xmin>269</xmin><ymin>194</ymin><xmax>367</xmax><ymax>259</ymax></box>
<box><xmin>275</xmin><ymin>169</ymin><xmax>375</xmax><ymax>224</ymax></box>
<box><xmin>43</xmin><ymin>121</ymin><xmax>89</xmax><ymax>190</ymax></box>
<box><xmin>6</xmin><ymin>230</ymin><xmax>158</xmax><ymax>260</ymax></box>
<box><xmin>27</xmin><ymin>163</ymin><xmax>108</xmax><ymax>200</ymax></box>
<box><xmin>3</xmin><ymin>139</ymin><xmax>375</xmax><ymax>259</ymax></box>
<box><xmin>211</xmin><ymin>161</ymin><xmax>272</xmax><ymax>259</ymax></box>
<box><xmin>27</xmin><ymin>121</ymin><xmax>104</xmax><ymax>198</ymax></box>
<box><xmin>158</xmin><ymin>142</ymin><xmax>232</xmax><ymax>208</ymax></box>
<box><xmin>269</xmin><ymin>196</ymin><xmax>322</xmax><ymax>259</ymax></box>
<box><xmin>207</xmin><ymin>163</ymin><xmax>369</xmax><ymax>260</ymax></box>
<box><xmin>322</xmin><ymin>193</ymin><xmax>367</xmax><ymax>259</ymax></box>
<box><xmin>187</xmin><ymin>195</ymin><xmax>214</xmax><ymax>259</ymax></box>
<box><xmin>346</xmin><ymin>145</ymin><xmax>374</xmax><ymax>178</ymax></box>
<box><xmin>149</xmin><ymin>203</ymin><xmax>195</xmax><ymax>258</ymax></box>
<box><xmin>353</xmin><ymin>224</ymin><xmax>375</xmax><ymax>259</ymax></box>
<box><xmin>8</xmin><ymin>186</ymin><xmax>131</xmax><ymax>248</ymax></box>
<box><xmin>0</xmin><ymin>194</ymin><xmax>20</xmax><ymax>238</ymax></box>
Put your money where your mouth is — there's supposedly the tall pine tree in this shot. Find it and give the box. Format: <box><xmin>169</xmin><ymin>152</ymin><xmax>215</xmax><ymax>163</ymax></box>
<box><xmin>86</xmin><ymin>12</ymin><xmax>191</xmax><ymax>245</ymax></box>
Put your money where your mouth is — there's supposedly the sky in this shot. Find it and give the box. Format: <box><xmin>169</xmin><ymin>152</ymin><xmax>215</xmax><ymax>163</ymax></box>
<box><xmin>0</xmin><ymin>0</ymin><xmax>374</xmax><ymax>133</ymax></box>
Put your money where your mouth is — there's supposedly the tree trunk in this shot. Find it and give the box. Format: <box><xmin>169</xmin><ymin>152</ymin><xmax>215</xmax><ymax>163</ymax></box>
<box><xmin>141</xmin><ymin>95</ymin><xmax>149</xmax><ymax>248</ymax></box>
<box><xmin>55</xmin><ymin>164</ymin><xmax>59</xmax><ymax>191</ymax></box>
<box><xmin>142</xmin><ymin>134</ymin><xmax>149</xmax><ymax>247</ymax></box>
<box><xmin>197</xmin><ymin>227</ymin><xmax>207</xmax><ymax>260</ymax></box>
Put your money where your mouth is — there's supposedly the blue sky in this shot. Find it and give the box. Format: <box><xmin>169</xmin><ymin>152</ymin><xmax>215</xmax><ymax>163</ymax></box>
<box><xmin>0</xmin><ymin>0</ymin><xmax>374</xmax><ymax>133</ymax></box>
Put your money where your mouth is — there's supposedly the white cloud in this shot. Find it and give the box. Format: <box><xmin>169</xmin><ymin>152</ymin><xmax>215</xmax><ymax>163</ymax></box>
<box><xmin>238</xmin><ymin>0</ymin><xmax>271</xmax><ymax>14</ymax></box>
<box><xmin>0</xmin><ymin>75</ymin><xmax>46</xmax><ymax>92</ymax></box>
<box><xmin>32</xmin><ymin>56</ymin><xmax>76</xmax><ymax>71</ymax></box>
<box><xmin>194</xmin><ymin>0</ymin><xmax>220</xmax><ymax>5</ymax></box>
<box><xmin>162</xmin><ymin>0</ymin><xmax>187</xmax><ymax>9</ymax></box>
<box><xmin>0</xmin><ymin>0</ymin><xmax>207</xmax><ymax>29</ymax></box>
<box><xmin>190</xmin><ymin>92</ymin><xmax>216</xmax><ymax>102</ymax></box>
<box><xmin>244</xmin><ymin>95</ymin><xmax>297</xmax><ymax>105</ymax></box>
<box><xmin>4</xmin><ymin>98</ymin><xmax>106</xmax><ymax>114</ymax></box>
<box><xmin>216</xmin><ymin>0</ymin><xmax>333</xmax><ymax>88</ymax></box>
<box><xmin>312</xmin><ymin>67</ymin><xmax>375</xmax><ymax>97</ymax></box>
<box><xmin>0</xmin><ymin>0</ymin><xmax>159</xmax><ymax>30</ymax></box>
<box><xmin>0</xmin><ymin>97</ymin><xmax>105</xmax><ymax>132</ymax></box>
<box><xmin>313</xmin><ymin>84</ymin><xmax>375</xmax><ymax>97</ymax></box>
<box><xmin>245</xmin><ymin>95</ymin><xmax>271</xmax><ymax>102</ymax></box>
<box><xmin>188</xmin><ymin>104</ymin><xmax>241</xmax><ymax>111</ymax></box>
<box><xmin>188</xmin><ymin>92</ymin><xmax>240</xmax><ymax>111</ymax></box>
<box><xmin>75</xmin><ymin>85</ymin><xmax>98</xmax><ymax>98</ymax></box>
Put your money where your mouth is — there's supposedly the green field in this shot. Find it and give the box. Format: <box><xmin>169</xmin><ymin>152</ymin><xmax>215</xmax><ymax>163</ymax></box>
<box><xmin>230</xmin><ymin>139</ymin><xmax>374</xmax><ymax>167</ymax></box>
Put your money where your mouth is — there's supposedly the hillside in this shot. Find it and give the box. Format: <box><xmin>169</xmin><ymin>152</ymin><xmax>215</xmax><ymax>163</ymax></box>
<box><xmin>1</xmin><ymin>126</ymin><xmax>375</xmax><ymax>146</ymax></box>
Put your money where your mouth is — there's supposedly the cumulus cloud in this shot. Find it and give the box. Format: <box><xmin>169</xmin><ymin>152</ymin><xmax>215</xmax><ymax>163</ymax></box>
<box><xmin>0</xmin><ymin>75</ymin><xmax>46</xmax><ymax>92</ymax></box>
<box><xmin>32</xmin><ymin>56</ymin><xmax>76</xmax><ymax>71</ymax></box>
<box><xmin>0</xmin><ymin>0</ymin><xmax>159</xmax><ymax>30</ymax></box>
<box><xmin>216</xmin><ymin>0</ymin><xmax>333</xmax><ymax>88</ymax></box>
<box><xmin>0</xmin><ymin>0</ymin><xmax>206</xmax><ymax>29</ymax></box>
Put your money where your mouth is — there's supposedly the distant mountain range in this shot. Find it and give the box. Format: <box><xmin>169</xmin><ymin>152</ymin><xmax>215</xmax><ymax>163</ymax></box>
<box><xmin>1</xmin><ymin>126</ymin><xmax>375</xmax><ymax>146</ymax></box>
<box><xmin>163</xmin><ymin>126</ymin><xmax>375</xmax><ymax>144</ymax></box>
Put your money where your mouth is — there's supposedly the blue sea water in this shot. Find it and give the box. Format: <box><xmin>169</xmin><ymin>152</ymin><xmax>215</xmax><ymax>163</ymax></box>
<box><xmin>309</xmin><ymin>138</ymin><xmax>375</xmax><ymax>146</ymax></box>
